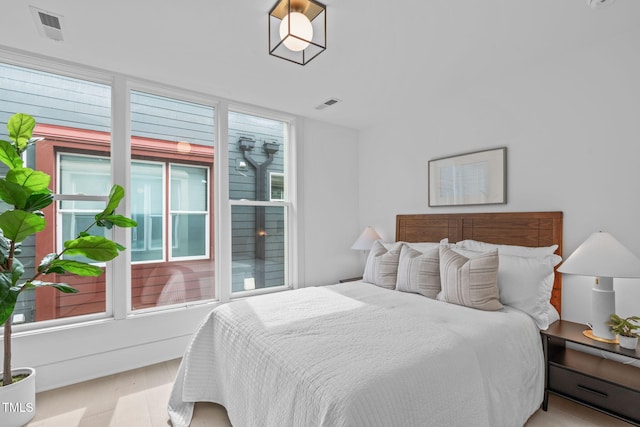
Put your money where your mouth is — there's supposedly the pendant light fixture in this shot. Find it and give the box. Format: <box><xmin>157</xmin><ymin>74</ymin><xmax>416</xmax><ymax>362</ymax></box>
<box><xmin>269</xmin><ymin>0</ymin><xmax>326</xmax><ymax>65</ymax></box>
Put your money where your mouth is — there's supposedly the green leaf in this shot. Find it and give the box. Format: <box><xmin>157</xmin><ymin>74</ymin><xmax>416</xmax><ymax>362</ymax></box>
<box><xmin>37</xmin><ymin>252</ymin><xmax>65</xmax><ymax>274</ymax></box>
<box><xmin>10</xmin><ymin>257</ymin><xmax>24</xmax><ymax>284</ymax></box>
<box><xmin>100</xmin><ymin>214</ymin><xmax>138</xmax><ymax>228</ymax></box>
<box><xmin>7</xmin><ymin>113</ymin><xmax>35</xmax><ymax>152</ymax></box>
<box><xmin>64</xmin><ymin>235</ymin><xmax>120</xmax><ymax>261</ymax></box>
<box><xmin>0</xmin><ymin>210</ymin><xmax>46</xmax><ymax>242</ymax></box>
<box><xmin>47</xmin><ymin>259</ymin><xmax>104</xmax><ymax>277</ymax></box>
<box><xmin>99</xmin><ymin>185</ymin><xmax>125</xmax><ymax>218</ymax></box>
<box><xmin>6</xmin><ymin>168</ymin><xmax>51</xmax><ymax>193</ymax></box>
<box><xmin>0</xmin><ymin>271</ymin><xmax>20</xmax><ymax>326</ymax></box>
<box><xmin>24</xmin><ymin>280</ymin><xmax>78</xmax><ymax>294</ymax></box>
<box><xmin>0</xmin><ymin>139</ymin><xmax>23</xmax><ymax>169</ymax></box>
<box><xmin>0</xmin><ymin>179</ymin><xmax>29</xmax><ymax>208</ymax></box>
<box><xmin>24</xmin><ymin>191</ymin><xmax>54</xmax><ymax>212</ymax></box>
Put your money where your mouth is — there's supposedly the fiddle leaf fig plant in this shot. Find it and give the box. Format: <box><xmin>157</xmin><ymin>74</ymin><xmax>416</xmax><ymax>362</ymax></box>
<box><xmin>0</xmin><ymin>113</ymin><xmax>137</xmax><ymax>386</ymax></box>
<box><xmin>607</xmin><ymin>314</ymin><xmax>640</xmax><ymax>338</ymax></box>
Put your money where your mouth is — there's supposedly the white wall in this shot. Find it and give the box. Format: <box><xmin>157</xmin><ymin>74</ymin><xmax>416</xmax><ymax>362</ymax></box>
<box><xmin>299</xmin><ymin>119</ymin><xmax>362</xmax><ymax>285</ymax></box>
<box><xmin>357</xmin><ymin>23</ymin><xmax>640</xmax><ymax>324</ymax></box>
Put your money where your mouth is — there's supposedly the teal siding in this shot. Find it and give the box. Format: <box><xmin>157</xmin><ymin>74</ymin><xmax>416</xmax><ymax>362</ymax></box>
<box><xmin>131</xmin><ymin>91</ymin><xmax>214</xmax><ymax>147</ymax></box>
<box><xmin>228</xmin><ymin>112</ymin><xmax>286</xmax><ymax>291</ymax></box>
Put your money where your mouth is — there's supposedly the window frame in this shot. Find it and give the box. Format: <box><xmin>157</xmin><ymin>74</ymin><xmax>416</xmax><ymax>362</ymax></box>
<box><xmin>225</xmin><ymin>106</ymin><xmax>297</xmax><ymax>298</ymax></box>
<box><xmin>0</xmin><ymin>52</ymin><xmax>299</xmax><ymax>333</ymax></box>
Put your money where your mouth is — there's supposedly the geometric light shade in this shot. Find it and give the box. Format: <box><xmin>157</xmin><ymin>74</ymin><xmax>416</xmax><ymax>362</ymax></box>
<box><xmin>269</xmin><ymin>0</ymin><xmax>327</xmax><ymax>65</ymax></box>
<box><xmin>558</xmin><ymin>232</ymin><xmax>640</xmax><ymax>278</ymax></box>
<box><xmin>351</xmin><ymin>226</ymin><xmax>382</xmax><ymax>251</ymax></box>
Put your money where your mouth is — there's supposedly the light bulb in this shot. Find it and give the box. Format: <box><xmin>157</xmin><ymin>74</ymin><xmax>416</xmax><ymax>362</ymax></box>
<box><xmin>279</xmin><ymin>12</ymin><xmax>313</xmax><ymax>52</ymax></box>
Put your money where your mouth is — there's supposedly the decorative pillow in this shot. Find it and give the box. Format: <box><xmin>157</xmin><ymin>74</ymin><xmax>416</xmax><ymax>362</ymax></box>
<box><xmin>455</xmin><ymin>239</ymin><xmax>558</xmax><ymax>258</ymax></box>
<box><xmin>547</xmin><ymin>302</ymin><xmax>560</xmax><ymax>326</ymax></box>
<box><xmin>438</xmin><ymin>246</ymin><xmax>502</xmax><ymax>311</ymax></box>
<box><xmin>404</xmin><ymin>241</ymin><xmax>441</xmax><ymax>252</ymax></box>
<box><xmin>496</xmin><ymin>253</ymin><xmax>562</xmax><ymax>329</ymax></box>
<box><xmin>362</xmin><ymin>241</ymin><xmax>403</xmax><ymax>290</ymax></box>
<box><xmin>396</xmin><ymin>245</ymin><xmax>440</xmax><ymax>298</ymax></box>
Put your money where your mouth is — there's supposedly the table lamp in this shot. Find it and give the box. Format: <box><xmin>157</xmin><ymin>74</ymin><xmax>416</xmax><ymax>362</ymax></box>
<box><xmin>351</xmin><ymin>226</ymin><xmax>381</xmax><ymax>251</ymax></box>
<box><xmin>558</xmin><ymin>231</ymin><xmax>640</xmax><ymax>342</ymax></box>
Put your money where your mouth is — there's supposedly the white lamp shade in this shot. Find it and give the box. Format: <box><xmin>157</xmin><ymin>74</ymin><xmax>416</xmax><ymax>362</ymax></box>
<box><xmin>279</xmin><ymin>12</ymin><xmax>313</xmax><ymax>51</ymax></box>
<box><xmin>558</xmin><ymin>231</ymin><xmax>640</xmax><ymax>278</ymax></box>
<box><xmin>351</xmin><ymin>226</ymin><xmax>381</xmax><ymax>251</ymax></box>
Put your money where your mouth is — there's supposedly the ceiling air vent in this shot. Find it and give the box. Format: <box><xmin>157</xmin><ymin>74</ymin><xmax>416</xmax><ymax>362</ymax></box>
<box><xmin>315</xmin><ymin>98</ymin><xmax>341</xmax><ymax>111</ymax></box>
<box><xmin>30</xmin><ymin>6</ymin><xmax>64</xmax><ymax>41</ymax></box>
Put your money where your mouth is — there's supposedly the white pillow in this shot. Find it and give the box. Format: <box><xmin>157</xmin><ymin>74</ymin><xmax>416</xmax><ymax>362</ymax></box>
<box><xmin>396</xmin><ymin>245</ymin><xmax>441</xmax><ymax>298</ymax></box>
<box><xmin>404</xmin><ymin>241</ymin><xmax>441</xmax><ymax>252</ymax></box>
<box><xmin>384</xmin><ymin>241</ymin><xmax>440</xmax><ymax>252</ymax></box>
<box><xmin>438</xmin><ymin>246</ymin><xmax>502</xmax><ymax>311</ymax></box>
<box><xmin>497</xmin><ymin>253</ymin><xmax>562</xmax><ymax>329</ymax></box>
<box><xmin>363</xmin><ymin>241</ymin><xmax>403</xmax><ymax>290</ymax></box>
<box><xmin>456</xmin><ymin>239</ymin><xmax>558</xmax><ymax>258</ymax></box>
<box><xmin>547</xmin><ymin>303</ymin><xmax>560</xmax><ymax>326</ymax></box>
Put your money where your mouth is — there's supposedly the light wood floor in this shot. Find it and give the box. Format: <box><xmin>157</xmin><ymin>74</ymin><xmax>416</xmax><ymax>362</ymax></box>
<box><xmin>27</xmin><ymin>358</ymin><xmax>628</xmax><ymax>427</ymax></box>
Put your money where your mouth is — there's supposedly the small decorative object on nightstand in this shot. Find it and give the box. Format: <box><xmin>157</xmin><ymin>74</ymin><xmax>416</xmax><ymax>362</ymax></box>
<box><xmin>607</xmin><ymin>314</ymin><xmax>640</xmax><ymax>350</ymax></box>
<box><xmin>541</xmin><ymin>320</ymin><xmax>640</xmax><ymax>426</ymax></box>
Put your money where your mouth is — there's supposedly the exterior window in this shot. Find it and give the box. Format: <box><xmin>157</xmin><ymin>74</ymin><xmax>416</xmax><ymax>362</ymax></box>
<box><xmin>229</xmin><ymin>111</ymin><xmax>288</xmax><ymax>293</ymax></box>
<box><xmin>131</xmin><ymin>161</ymin><xmax>164</xmax><ymax>262</ymax></box>
<box><xmin>170</xmin><ymin>164</ymin><xmax>209</xmax><ymax>259</ymax></box>
<box><xmin>269</xmin><ymin>172</ymin><xmax>285</xmax><ymax>201</ymax></box>
<box><xmin>58</xmin><ymin>154</ymin><xmax>111</xmax><ymax>263</ymax></box>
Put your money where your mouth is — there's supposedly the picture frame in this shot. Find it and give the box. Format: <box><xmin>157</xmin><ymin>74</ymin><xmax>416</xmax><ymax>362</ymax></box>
<box><xmin>428</xmin><ymin>147</ymin><xmax>507</xmax><ymax>207</ymax></box>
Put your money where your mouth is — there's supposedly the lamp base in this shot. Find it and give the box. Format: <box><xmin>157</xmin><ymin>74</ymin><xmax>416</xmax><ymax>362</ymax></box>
<box><xmin>583</xmin><ymin>329</ymin><xmax>619</xmax><ymax>344</ymax></box>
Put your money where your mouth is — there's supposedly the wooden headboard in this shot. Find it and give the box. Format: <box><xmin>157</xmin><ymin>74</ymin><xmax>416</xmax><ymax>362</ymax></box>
<box><xmin>396</xmin><ymin>211</ymin><xmax>563</xmax><ymax>315</ymax></box>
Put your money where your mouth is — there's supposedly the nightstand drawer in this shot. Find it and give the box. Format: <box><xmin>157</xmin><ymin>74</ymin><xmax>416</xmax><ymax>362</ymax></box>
<box><xmin>549</xmin><ymin>365</ymin><xmax>640</xmax><ymax>422</ymax></box>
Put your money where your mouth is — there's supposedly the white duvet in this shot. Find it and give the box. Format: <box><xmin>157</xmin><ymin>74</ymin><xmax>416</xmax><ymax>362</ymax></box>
<box><xmin>168</xmin><ymin>281</ymin><xmax>544</xmax><ymax>427</ymax></box>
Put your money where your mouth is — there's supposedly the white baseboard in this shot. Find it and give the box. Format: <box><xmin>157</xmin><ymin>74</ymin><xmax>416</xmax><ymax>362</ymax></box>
<box><xmin>4</xmin><ymin>303</ymin><xmax>214</xmax><ymax>392</ymax></box>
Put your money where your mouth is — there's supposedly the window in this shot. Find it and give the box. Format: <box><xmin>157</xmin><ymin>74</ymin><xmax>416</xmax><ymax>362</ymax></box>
<box><xmin>229</xmin><ymin>111</ymin><xmax>289</xmax><ymax>293</ymax></box>
<box><xmin>58</xmin><ymin>154</ymin><xmax>111</xmax><ymax>264</ymax></box>
<box><xmin>131</xmin><ymin>161</ymin><xmax>164</xmax><ymax>261</ymax></box>
<box><xmin>270</xmin><ymin>172</ymin><xmax>285</xmax><ymax>201</ymax></box>
<box><xmin>129</xmin><ymin>90</ymin><xmax>215</xmax><ymax>310</ymax></box>
<box><xmin>169</xmin><ymin>164</ymin><xmax>209</xmax><ymax>259</ymax></box>
<box><xmin>0</xmin><ymin>62</ymin><xmax>112</xmax><ymax>324</ymax></box>
<box><xmin>0</xmin><ymin>55</ymin><xmax>297</xmax><ymax>331</ymax></box>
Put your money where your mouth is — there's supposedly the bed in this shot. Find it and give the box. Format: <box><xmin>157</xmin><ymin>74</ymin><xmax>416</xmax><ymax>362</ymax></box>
<box><xmin>168</xmin><ymin>211</ymin><xmax>563</xmax><ymax>427</ymax></box>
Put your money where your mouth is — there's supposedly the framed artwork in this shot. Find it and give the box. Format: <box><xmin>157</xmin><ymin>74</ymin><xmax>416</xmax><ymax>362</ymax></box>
<box><xmin>428</xmin><ymin>147</ymin><xmax>507</xmax><ymax>207</ymax></box>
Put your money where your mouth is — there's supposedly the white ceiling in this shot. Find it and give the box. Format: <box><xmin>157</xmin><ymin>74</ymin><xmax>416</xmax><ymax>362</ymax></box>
<box><xmin>1</xmin><ymin>0</ymin><xmax>638</xmax><ymax>130</ymax></box>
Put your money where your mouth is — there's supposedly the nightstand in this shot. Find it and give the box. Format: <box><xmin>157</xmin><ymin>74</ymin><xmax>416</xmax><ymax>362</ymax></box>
<box><xmin>338</xmin><ymin>276</ymin><xmax>362</xmax><ymax>283</ymax></box>
<box><xmin>541</xmin><ymin>320</ymin><xmax>640</xmax><ymax>426</ymax></box>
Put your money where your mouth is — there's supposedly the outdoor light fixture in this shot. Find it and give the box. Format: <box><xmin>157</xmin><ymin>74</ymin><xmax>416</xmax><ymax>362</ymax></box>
<box><xmin>269</xmin><ymin>0</ymin><xmax>326</xmax><ymax>65</ymax></box>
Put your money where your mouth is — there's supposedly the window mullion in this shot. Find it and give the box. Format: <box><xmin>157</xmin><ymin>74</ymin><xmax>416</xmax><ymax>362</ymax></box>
<box><xmin>216</xmin><ymin>101</ymin><xmax>231</xmax><ymax>303</ymax></box>
<box><xmin>111</xmin><ymin>75</ymin><xmax>131</xmax><ymax>320</ymax></box>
